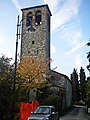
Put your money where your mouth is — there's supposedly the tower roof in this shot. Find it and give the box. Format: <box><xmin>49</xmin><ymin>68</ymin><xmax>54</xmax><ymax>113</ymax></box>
<box><xmin>21</xmin><ymin>4</ymin><xmax>52</xmax><ymax>16</ymax></box>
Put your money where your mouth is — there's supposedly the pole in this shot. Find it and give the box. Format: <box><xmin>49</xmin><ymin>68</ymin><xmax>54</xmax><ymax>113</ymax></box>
<box><xmin>12</xmin><ymin>15</ymin><xmax>34</xmax><ymax>119</ymax></box>
<box><xmin>12</xmin><ymin>15</ymin><xmax>20</xmax><ymax>119</ymax></box>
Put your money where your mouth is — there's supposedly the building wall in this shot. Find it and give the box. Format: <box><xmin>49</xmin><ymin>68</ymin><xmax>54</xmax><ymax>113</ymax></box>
<box><xmin>20</xmin><ymin>5</ymin><xmax>51</xmax><ymax>69</ymax></box>
<box><xmin>50</xmin><ymin>70</ymin><xmax>72</xmax><ymax>108</ymax></box>
<box><xmin>65</xmin><ymin>78</ymin><xmax>72</xmax><ymax>108</ymax></box>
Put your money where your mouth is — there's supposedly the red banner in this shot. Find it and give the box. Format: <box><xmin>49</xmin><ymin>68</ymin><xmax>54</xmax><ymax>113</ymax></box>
<box><xmin>20</xmin><ymin>100</ymin><xmax>39</xmax><ymax>120</ymax></box>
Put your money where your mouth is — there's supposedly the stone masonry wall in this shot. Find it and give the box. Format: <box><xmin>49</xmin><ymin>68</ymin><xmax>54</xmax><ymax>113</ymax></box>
<box><xmin>21</xmin><ymin>5</ymin><xmax>51</xmax><ymax>68</ymax></box>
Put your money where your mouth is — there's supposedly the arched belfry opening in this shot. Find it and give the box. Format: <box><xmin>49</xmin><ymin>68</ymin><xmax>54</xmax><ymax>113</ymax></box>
<box><xmin>35</xmin><ymin>10</ymin><xmax>42</xmax><ymax>25</ymax></box>
<box><xmin>26</xmin><ymin>12</ymin><xmax>32</xmax><ymax>26</ymax></box>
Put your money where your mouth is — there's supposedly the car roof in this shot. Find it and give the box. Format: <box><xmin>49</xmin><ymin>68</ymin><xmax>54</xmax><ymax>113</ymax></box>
<box><xmin>37</xmin><ymin>105</ymin><xmax>55</xmax><ymax>108</ymax></box>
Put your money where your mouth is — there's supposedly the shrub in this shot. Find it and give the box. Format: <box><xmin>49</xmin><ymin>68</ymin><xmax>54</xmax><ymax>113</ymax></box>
<box><xmin>44</xmin><ymin>94</ymin><xmax>62</xmax><ymax>115</ymax></box>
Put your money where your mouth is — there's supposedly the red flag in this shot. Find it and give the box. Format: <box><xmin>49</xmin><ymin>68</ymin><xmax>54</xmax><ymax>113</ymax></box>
<box><xmin>20</xmin><ymin>100</ymin><xmax>39</xmax><ymax>120</ymax></box>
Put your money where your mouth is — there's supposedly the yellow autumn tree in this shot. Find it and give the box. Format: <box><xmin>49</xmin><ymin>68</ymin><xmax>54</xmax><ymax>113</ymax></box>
<box><xmin>17</xmin><ymin>55</ymin><xmax>50</xmax><ymax>90</ymax></box>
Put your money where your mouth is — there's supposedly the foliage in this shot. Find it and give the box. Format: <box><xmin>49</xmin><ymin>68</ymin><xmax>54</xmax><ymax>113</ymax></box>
<box><xmin>45</xmin><ymin>94</ymin><xmax>60</xmax><ymax>105</ymax></box>
<box><xmin>36</xmin><ymin>86</ymin><xmax>48</xmax><ymax>104</ymax></box>
<box><xmin>15</xmin><ymin>74</ymin><xmax>29</xmax><ymax>102</ymax></box>
<box><xmin>86</xmin><ymin>39</ymin><xmax>90</xmax><ymax>107</ymax></box>
<box><xmin>37</xmin><ymin>85</ymin><xmax>65</xmax><ymax>115</ymax></box>
<box><xmin>17</xmin><ymin>55</ymin><xmax>50</xmax><ymax>90</ymax></box>
<box><xmin>79</xmin><ymin>67</ymin><xmax>86</xmax><ymax>102</ymax></box>
<box><xmin>86</xmin><ymin>40</ymin><xmax>90</xmax><ymax>71</ymax></box>
<box><xmin>44</xmin><ymin>94</ymin><xmax>62</xmax><ymax>114</ymax></box>
<box><xmin>86</xmin><ymin>77</ymin><xmax>90</xmax><ymax>107</ymax></box>
<box><xmin>0</xmin><ymin>56</ymin><xmax>14</xmax><ymax>119</ymax></box>
<box><xmin>0</xmin><ymin>55</ymin><xmax>28</xmax><ymax>119</ymax></box>
<box><xmin>71</xmin><ymin>68</ymin><xmax>79</xmax><ymax>103</ymax></box>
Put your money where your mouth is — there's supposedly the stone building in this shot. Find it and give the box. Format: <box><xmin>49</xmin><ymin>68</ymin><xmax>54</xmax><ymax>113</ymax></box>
<box><xmin>20</xmin><ymin>4</ymin><xmax>72</xmax><ymax>109</ymax></box>
<box><xmin>21</xmin><ymin>4</ymin><xmax>51</xmax><ymax>69</ymax></box>
<box><xmin>50</xmin><ymin>70</ymin><xmax>72</xmax><ymax>109</ymax></box>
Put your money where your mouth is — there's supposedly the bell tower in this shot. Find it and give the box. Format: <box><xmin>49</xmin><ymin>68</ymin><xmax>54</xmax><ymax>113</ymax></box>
<box><xmin>20</xmin><ymin>4</ymin><xmax>52</xmax><ymax>69</ymax></box>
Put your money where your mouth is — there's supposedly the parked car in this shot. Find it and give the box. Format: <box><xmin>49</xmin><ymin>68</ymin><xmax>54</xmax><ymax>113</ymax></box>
<box><xmin>28</xmin><ymin>105</ymin><xmax>59</xmax><ymax>120</ymax></box>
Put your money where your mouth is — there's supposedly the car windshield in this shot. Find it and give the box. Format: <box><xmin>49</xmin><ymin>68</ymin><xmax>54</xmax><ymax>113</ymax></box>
<box><xmin>33</xmin><ymin>107</ymin><xmax>50</xmax><ymax>114</ymax></box>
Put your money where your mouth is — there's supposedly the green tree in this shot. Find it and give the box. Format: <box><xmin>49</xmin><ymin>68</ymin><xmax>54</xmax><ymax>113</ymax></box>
<box><xmin>86</xmin><ymin>39</ymin><xmax>90</xmax><ymax>108</ymax></box>
<box><xmin>71</xmin><ymin>68</ymin><xmax>79</xmax><ymax>104</ymax></box>
<box><xmin>0</xmin><ymin>55</ymin><xmax>27</xmax><ymax>120</ymax></box>
<box><xmin>86</xmin><ymin>40</ymin><xmax>90</xmax><ymax>71</ymax></box>
<box><xmin>0</xmin><ymin>56</ymin><xmax>14</xmax><ymax>119</ymax></box>
<box><xmin>86</xmin><ymin>77</ymin><xmax>90</xmax><ymax>108</ymax></box>
<box><xmin>17</xmin><ymin>55</ymin><xmax>49</xmax><ymax>91</ymax></box>
<box><xmin>79</xmin><ymin>67</ymin><xmax>86</xmax><ymax>102</ymax></box>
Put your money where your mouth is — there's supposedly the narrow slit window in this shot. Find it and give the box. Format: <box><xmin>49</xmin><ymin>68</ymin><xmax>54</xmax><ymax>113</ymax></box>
<box><xmin>28</xmin><ymin>51</ymin><xmax>30</xmax><ymax>53</ymax></box>
<box><xmin>37</xmin><ymin>49</ymin><xmax>39</xmax><ymax>54</ymax></box>
<box><xmin>32</xmin><ymin>41</ymin><xmax>35</xmax><ymax>44</ymax></box>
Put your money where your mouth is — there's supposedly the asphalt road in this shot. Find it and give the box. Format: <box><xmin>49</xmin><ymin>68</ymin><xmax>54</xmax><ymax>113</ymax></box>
<box><xmin>60</xmin><ymin>105</ymin><xmax>89</xmax><ymax>120</ymax></box>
